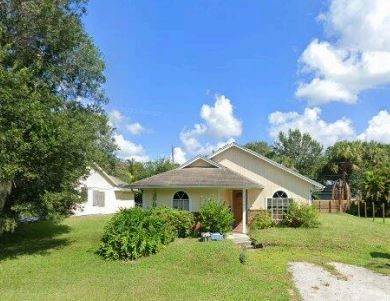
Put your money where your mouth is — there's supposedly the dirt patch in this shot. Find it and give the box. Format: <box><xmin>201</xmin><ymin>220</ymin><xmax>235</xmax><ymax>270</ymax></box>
<box><xmin>289</xmin><ymin>262</ymin><xmax>390</xmax><ymax>301</ymax></box>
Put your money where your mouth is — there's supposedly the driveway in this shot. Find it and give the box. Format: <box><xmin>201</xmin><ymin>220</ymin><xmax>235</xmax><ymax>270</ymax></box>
<box><xmin>289</xmin><ymin>262</ymin><xmax>390</xmax><ymax>301</ymax></box>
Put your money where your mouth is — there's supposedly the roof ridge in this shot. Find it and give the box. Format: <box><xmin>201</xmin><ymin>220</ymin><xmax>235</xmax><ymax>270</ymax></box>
<box><xmin>178</xmin><ymin>154</ymin><xmax>223</xmax><ymax>169</ymax></box>
<box><xmin>208</xmin><ymin>143</ymin><xmax>324</xmax><ymax>189</ymax></box>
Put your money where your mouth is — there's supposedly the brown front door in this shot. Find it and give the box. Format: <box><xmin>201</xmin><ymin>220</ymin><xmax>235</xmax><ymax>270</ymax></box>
<box><xmin>232</xmin><ymin>190</ymin><xmax>243</xmax><ymax>226</ymax></box>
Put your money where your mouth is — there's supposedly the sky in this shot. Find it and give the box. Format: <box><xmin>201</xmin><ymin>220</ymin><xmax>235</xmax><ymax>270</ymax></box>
<box><xmin>84</xmin><ymin>0</ymin><xmax>390</xmax><ymax>163</ymax></box>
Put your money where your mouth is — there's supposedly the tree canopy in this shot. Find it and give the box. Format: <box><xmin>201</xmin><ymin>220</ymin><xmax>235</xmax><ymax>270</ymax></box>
<box><xmin>272</xmin><ymin>129</ymin><xmax>324</xmax><ymax>179</ymax></box>
<box><xmin>0</xmin><ymin>0</ymin><xmax>115</xmax><ymax>233</ymax></box>
<box><xmin>244</xmin><ymin>131</ymin><xmax>389</xmax><ymax>204</ymax></box>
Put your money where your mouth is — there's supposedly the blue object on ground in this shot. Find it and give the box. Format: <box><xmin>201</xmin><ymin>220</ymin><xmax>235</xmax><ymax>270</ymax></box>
<box><xmin>210</xmin><ymin>233</ymin><xmax>224</xmax><ymax>241</ymax></box>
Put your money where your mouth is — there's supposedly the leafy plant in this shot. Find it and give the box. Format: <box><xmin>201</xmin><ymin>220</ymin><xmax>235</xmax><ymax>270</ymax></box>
<box><xmin>250</xmin><ymin>210</ymin><xmax>274</xmax><ymax>230</ymax></box>
<box><xmin>283</xmin><ymin>202</ymin><xmax>320</xmax><ymax>228</ymax></box>
<box><xmin>150</xmin><ymin>207</ymin><xmax>194</xmax><ymax>238</ymax></box>
<box><xmin>97</xmin><ymin>208</ymin><xmax>176</xmax><ymax>260</ymax></box>
<box><xmin>239</xmin><ymin>249</ymin><xmax>247</xmax><ymax>264</ymax></box>
<box><xmin>199</xmin><ymin>199</ymin><xmax>234</xmax><ymax>234</ymax></box>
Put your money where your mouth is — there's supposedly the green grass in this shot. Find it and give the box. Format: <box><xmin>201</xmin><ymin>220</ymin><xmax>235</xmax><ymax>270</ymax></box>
<box><xmin>0</xmin><ymin>214</ymin><xmax>389</xmax><ymax>301</ymax></box>
<box><xmin>250</xmin><ymin>214</ymin><xmax>390</xmax><ymax>276</ymax></box>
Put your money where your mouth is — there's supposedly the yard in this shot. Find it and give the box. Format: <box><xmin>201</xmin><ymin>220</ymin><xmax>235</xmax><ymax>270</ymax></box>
<box><xmin>0</xmin><ymin>214</ymin><xmax>389</xmax><ymax>301</ymax></box>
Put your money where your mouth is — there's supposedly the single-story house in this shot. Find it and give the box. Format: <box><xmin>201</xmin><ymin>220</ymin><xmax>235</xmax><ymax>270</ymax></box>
<box><xmin>74</xmin><ymin>165</ymin><xmax>135</xmax><ymax>216</ymax></box>
<box><xmin>129</xmin><ymin>142</ymin><xmax>324</xmax><ymax>233</ymax></box>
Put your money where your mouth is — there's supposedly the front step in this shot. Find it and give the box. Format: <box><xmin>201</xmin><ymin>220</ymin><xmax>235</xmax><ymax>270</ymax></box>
<box><xmin>227</xmin><ymin>233</ymin><xmax>252</xmax><ymax>249</ymax></box>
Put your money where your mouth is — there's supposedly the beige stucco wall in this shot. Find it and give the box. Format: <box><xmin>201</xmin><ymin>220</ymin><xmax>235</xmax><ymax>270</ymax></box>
<box><xmin>212</xmin><ymin>147</ymin><xmax>314</xmax><ymax>209</ymax></box>
<box><xmin>142</xmin><ymin>188</ymin><xmax>229</xmax><ymax>212</ymax></box>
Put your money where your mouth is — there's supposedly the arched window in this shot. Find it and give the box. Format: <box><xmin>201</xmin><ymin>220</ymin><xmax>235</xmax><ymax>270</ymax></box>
<box><xmin>172</xmin><ymin>191</ymin><xmax>190</xmax><ymax>211</ymax></box>
<box><xmin>267</xmin><ymin>190</ymin><xmax>291</xmax><ymax>222</ymax></box>
<box><xmin>272</xmin><ymin>190</ymin><xmax>288</xmax><ymax>198</ymax></box>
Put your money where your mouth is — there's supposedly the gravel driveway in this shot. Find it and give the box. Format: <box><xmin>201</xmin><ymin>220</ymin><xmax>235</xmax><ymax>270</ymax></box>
<box><xmin>289</xmin><ymin>262</ymin><xmax>390</xmax><ymax>301</ymax></box>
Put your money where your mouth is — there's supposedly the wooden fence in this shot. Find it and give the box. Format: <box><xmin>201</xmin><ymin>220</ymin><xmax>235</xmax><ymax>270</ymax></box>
<box><xmin>312</xmin><ymin>200</ymin><xmax>351</xmax><ymax>213</ymax></box>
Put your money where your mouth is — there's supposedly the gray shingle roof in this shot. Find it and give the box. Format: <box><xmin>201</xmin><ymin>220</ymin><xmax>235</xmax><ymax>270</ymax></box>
<box><xmin>128</xmin><ymin>167</ymin><xmax>263</xmax><ymax>189</ymax></box>
<box><xmin>107</xmin><ymin>175</ymin><xmax>130</xmax><ymax>188</ymax></box>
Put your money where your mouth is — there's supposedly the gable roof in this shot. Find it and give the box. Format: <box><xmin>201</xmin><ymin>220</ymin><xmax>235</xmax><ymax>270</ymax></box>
<box><xmin>92</xmin><ymin>164</ymin><xmax>130</xmax><ymax>189</ymax></box>
<box><xmin>178</xmin><ymin>155</ymin><xmax>224</xmax><ymax>169</ymax></box>
<box><xmin>209</xmin><ymin>142</ymin><xmax>324</xmax><ymax>189</ymax></box>
<box><xmin>128</xmin><ymin>167</ymin><xmax>263</xmax><ymax>189</ymax></box>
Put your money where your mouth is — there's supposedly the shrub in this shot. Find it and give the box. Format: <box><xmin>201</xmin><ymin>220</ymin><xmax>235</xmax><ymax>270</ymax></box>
<box><xmin>97</xmin><ymin>207</ymin><xmax>176</xmax><ymax>260</ymax></box>
<box><xmin>239</xmin><ymin>249</ymin><xmax>247</xmax><ymax>264</ymax></box>
<box><xmin>283</xmin><ymin>202</ymin><xmax>320</xmax><ymax>228</ymax></box>
<box><xmin>150</xmin><ymin>207</ymin><xmax>194</xmax><ymax>238</ymax></box>
<box><xmin>199</xmin><ymin>199</ymin><xmax>234</xmax><ymax>234</ymax></box>
<box><xmin>250</xmin><ymin>210</ymin><xmax>273</xmax><ymax>230</ymax></box>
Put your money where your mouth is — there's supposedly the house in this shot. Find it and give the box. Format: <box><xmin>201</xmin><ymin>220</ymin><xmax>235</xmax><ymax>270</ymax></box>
<box><xmin>129</xmin><ymin>142</ymin><xmax>324</xmax><ymax>233</ymax></box>
<box><xmin>74</xmin><ymin>165</ymin><xmax>134</xmax><ymax>216</ymax></box>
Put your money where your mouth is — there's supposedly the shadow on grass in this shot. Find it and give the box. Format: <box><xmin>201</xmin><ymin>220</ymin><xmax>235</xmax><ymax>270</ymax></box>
<box><xmin>0</xmin><ymin>220</ymin><xmax>71</xmax><ymax>261</ymax></box>
<box><xmin>370</xmin><ymin>252</ymin><xmax>390</xmax><ymax>260</ymax></box>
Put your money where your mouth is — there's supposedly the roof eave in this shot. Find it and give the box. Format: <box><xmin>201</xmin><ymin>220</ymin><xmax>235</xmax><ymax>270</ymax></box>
<box><xmin>128</xmin><ymin>184</ymin><xmax>263</xmax><ymax>189</ymax></box>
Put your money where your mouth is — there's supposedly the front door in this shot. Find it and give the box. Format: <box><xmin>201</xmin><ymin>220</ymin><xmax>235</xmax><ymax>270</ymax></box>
<box><xmin>232</xmin><ymin>190</ymin><xmax>243</xmax><ymax>227</ymax></box>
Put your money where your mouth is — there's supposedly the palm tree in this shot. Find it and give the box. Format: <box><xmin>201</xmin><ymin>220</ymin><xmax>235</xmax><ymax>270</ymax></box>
<box><xmin>362</xmin><ymin>171</ymin><xmax>385</xmax><ymax>203</ymax></box>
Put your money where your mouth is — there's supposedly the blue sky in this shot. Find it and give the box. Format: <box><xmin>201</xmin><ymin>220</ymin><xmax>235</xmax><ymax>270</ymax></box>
<box><xmin>84</xmin><ymin>0</ymin><xmax>390</xmax><ymax>163</ymax></box>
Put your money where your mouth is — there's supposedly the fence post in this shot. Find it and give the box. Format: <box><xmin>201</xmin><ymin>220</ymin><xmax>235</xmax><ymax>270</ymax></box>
<box><xmin>364</xmin><ymin>202</ymin><xmax>367</xmax><ymax>218</ymax></box>
<box><xmin>372</xmin><ymin>202</ymin><xmax>375</xmax><ymax>222</ymax></box>
<box><xmin>357</xmin><ymin>201</ymin><xmax>360</xmax><ymax>218</ymax></box>
<box><xmin>382</xmin><ymin>203</ymin><xmax>385</xmax><ymax>223</ymax></box>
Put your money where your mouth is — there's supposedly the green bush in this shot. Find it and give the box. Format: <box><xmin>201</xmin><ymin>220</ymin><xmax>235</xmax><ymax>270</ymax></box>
<box><xmin>239</xmin><ymin>249</ymin><xmax>247</xmax><ymax>264</ymax></box>
<box><xmin>97</xmin><ymin>207</ymin><xmax>176</xmax><ymax>260</ymax></box>
<box><xmin>283</xmin><ymin>202</ymin><xmax>320</xmax><ymax>228</ymax></box>
<box><xmin>250</xmin><ymin>210</ymin><xmax>273</xmax><ymax>230</ymax></box>
<box><xmin>199</xmin><ymin>199</ymin><xmax>234</xmax><ymax>234</ymax></box>
<box><xmin>150</xmin><ymin>207</ymin><xmax>194</xmax><ymax>238</ymax></box>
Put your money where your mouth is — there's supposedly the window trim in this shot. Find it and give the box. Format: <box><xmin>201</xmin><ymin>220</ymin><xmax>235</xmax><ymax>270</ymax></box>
<box><xmin>171</xmin><ymin>191</ymin><xmax>191</xmax><ymax>211</ymax></box>
<box><xmin>267</xmin><ymin>189</ymin><xmax>291</xmax><ymax>221</ymax></box>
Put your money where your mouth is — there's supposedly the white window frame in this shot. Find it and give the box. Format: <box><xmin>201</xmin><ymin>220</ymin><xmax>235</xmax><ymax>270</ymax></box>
<box><xmin>267</xmin><ymin>190</ymin><xmax>291</xmax><ymax>221</ymax></box>
<box><xmin>171</xmin><ymin>191</ymin><xmax>190</xmax><ymax>211</ymax></box>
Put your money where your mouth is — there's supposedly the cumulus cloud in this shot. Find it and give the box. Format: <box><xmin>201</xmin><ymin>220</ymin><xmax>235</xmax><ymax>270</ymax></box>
<box><xmin>126</xmin><ymin>122</ymin><xmax>144</xmax><ymax>135</ymax></box>
<box><xmin>173</xmin><ymin>147</ymin><xmax>187</xmax><ymax>164</ymax></box>
<box><xmin>357</xmin><ymin>110</ymin><xmax>390</xmax><ymax>143</ymax></box>
<box><xmin>296</xmin><ymin>0</ymin><xmax>390</xmax><ymax>104</ymax></box>
<box><xmin>109</xmin><ymin>109</ymin><xmax>124</xmax><ymax>127</ymax></box>
<box><xmin>200</xmin><ymin>95</ymin><xmax>242</xmax><ymax>138</ymax></box>
<box><xmin>268</xmin><ymin>107</ymin><xmax>390</xmax><ymax>146</ymax></box>
<box><xmin>109</xmin><ymin>109</ymin><xmax>145</xmax><ymax>135</ymax></box>
<box><xmin>113</xmin><ymin>134</ymin><xmax>149</xmax><ymax>162</ymax></box>
<box><xmin>179</xmin><ymin>95</ymin><xmax>242</xmax><ymax>155</ymax></box>
<box><xmin>268</xmin><ymin>107</ymin><xmax>355</xmax><ymax>147</ymax></box>
<box><xmin>109</xmin><ymin>110</ymin><xmax>149</xmax><ymax>161</ymax></box>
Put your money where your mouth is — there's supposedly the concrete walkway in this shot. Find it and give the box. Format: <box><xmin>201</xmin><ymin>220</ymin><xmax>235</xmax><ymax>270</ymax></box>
<box><xmin>226</xmin><ymin>233</ymin><xmax>252</xmax><ymax>248</ymax></box>
<box><xmin>289</xmin><ymin>262</ymin><xmax>390</xmax><ymax>301</ymax></box>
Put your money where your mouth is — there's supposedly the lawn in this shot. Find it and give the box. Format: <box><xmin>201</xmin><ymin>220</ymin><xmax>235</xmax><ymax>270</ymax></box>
<box><xmin>0</xmin><ymin>214</ymin><xmax>389</xmax><ymax>301</ymax></box>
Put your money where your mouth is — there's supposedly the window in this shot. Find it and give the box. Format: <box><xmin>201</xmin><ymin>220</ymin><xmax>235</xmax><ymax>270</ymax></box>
<box><xmin>267</xmin><ymin>190</ymin><xmax>291</xmax><ymax>221</ymax></box>
<box><xmin>172</xmin><ymin>191</ymin><xmax>190</xmax><ymax>211</ymax></box>
<box><xmin>93</xmin><ymin>190</ymin><xmax>105</xmax><ymax>207</ymax></box>
<box><xmin>273</xmin><ymin>190</ymin><xmax>288</xmax><ymax>198</ymax></box>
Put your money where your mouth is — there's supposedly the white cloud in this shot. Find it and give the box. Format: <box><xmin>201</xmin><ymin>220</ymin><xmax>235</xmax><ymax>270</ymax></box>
<box><xmin>296</xmin><ymin>0</ymin><xmax>390</xmax><ymax>104</ymax></box>
<box><xmin>200</xmin><ymin>95</ymin><xmax>242</xmax><ymax>138</ymax></box>
<box><xmin>268</xmin><ymin>107</ymin><xmax>355</xmax><ymax>147</ymax></box>
<box><xmin>179</xmin><ymin>94</ymin><xmax>242</xmax><ymax>155</ymax></box>
<box><xmin>180</xmin><ymin>124</ymin><xmax>207</xmax><ymax>153</ymax></box>
<box><xmin>109</xmin><ymin>109</ymin><xmax>145</xmax><ymax>135</ymax></box>
<box><xmin>113</xmin><ymin>134</ymin><xmax>149</xmax><ymax>162</ymax></box>
<box><xmin>126</xmin><ymin>122</ymin><xmax>144</xmax><ymax>135</ymax></box>
<box><xmin>109</xmin><ymin>110</ymin><xmax>124</xmax><ymax>128</ymax></box>
<box><xmin>173</xmin><ymin>147</ymin><xmax>187</xmax><ymax>164</ymax></box>
<box><xmin>357</xmin><ymin>110</ymin><xmax>390</xmax><ymax>143</ymax></box>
